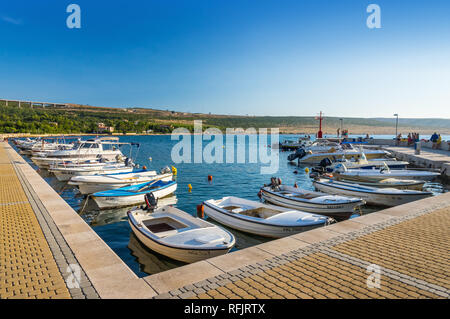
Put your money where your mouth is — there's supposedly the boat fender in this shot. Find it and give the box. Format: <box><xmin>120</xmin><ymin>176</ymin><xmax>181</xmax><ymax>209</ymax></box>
<box><xmin>257</xmin><ymin>190</ymin><xmax>262</xmax><ymax>199</ymax></box>
<box><xmin>197</xmin><ymin>204</ymin><xmax>205</xmax><ymax>218</ymax></box>
<box><xmin>277</xmin><ymin>178</ymin><xmax>282</xmax><ymax>185</ymax></box>
<box><xmin>171</xmin><ymin>166</ymin><xmax>177</xmax><ymax>175</ymax></box>
<box><xmin>142</xmin><ymin>165</ymin><xmax>147</xmax><ymax>170</ymax></box>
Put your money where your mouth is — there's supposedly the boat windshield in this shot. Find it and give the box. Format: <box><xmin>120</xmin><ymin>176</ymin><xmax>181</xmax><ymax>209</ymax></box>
<box><xmin>79</xmin><ymin>143</ymin><xmax>99</xmax><ymax>149</ymax></box>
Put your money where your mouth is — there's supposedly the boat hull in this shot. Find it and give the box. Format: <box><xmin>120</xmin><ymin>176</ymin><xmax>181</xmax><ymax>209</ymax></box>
<box><xmin>260</xmin><ymin>189</ymin><xmax>362</xmax><ymax>220</ymax></box>
<box><xmin>128</xmin><ymin>217</ymin><xmax>232</xmax><ymax>263</ymax></box>
<box><xmin>92</xmin><ymin>183</ymin><xmax>177</xmax><ymax>209</ymax></box>
<box><xmin>332</xmin><ymin>178</ymin><xmax>425</xmax><ymax>190</ymax></box>
<box><xmin>313</xmin><ymin>180</ymin><xmax>432</xmax><ymax>206</ymax></box>
<box><xmin>297</xmin><ymin>150</ymin><xmax>388</xmax><ymax>164</ymax></box>
<box><xmin>52</xmin><ymin>167</ymin><xmax>132</xmax><ymax>182</ymax></box>
<box><xmin>203</xmin><ymin>202</ymin><xmax>324</xmax><ymax>238</ymax></box>
<box><xmin>335</xmin><ymin>171</ymin><xmax>439</xmax><ymax>182</ymax></box>
<box><xmin>76</xmin><ymin>174</ymin><xmax>173</xmax><ymax>195</ymax></box>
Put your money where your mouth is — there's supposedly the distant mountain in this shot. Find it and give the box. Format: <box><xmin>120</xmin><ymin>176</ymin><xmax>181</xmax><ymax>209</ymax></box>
<box><xmin>373</xmin><ymin>118</ymin><xmax>450</xmax><ymax>129</ymax></box>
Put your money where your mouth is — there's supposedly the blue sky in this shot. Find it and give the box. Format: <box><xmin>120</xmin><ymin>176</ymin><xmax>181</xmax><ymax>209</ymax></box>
<box><xmin>1</xmin><ymin>0</ymin><xmax>449</xmax><ymax>118</ymax></box>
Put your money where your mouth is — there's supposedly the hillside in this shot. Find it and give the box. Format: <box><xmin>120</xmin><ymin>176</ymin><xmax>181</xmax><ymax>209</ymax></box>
<box><xmin>0</xmin><ymin>100</ymin><xmax>448</xmax><ymax>135</ymax></box>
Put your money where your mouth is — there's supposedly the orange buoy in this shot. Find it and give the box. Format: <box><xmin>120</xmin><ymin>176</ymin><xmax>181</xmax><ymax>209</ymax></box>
<box><xmin>207</xmin><ymin>175</ymin><xmax>213</xmax><ymax>182</ymax></box>
<box><xmin>142</xmin><ymin>166</ymin><xmax>147</xmax><ymax>170</ymax></box>
<box><xmin>197</xmin><ymin>204</ymin><xmax>205</xmax><ymax>218</ymax></box>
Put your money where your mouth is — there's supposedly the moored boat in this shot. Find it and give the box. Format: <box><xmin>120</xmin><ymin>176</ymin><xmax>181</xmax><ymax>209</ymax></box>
<box><xmin>333</xmin><ymin>164</ymin><xmax>440</xmax><ymax>182</ymax></box>
<box><xmin>312</xmin><ymin>179</ymin><xmax>433</xmax><ymax>206</ymax></box>
<box><xmin>69</xmin><ymin>168</ymin><xmax>174</xmax><ymax>195</ymax></box>
<box><xmin>31</xmin><ymin>138</ymin><xmax>129</xmax><ymax>168</ymax></box>
<box><xmin>331</xmin><ymin>176</ymin><xmax>426</xmax><ymax>191</ymax></box>
<box><xmin>49</xmin><ymin>163</ymin><xmax>132</xmax><ymax>182</ymax></box>
<box><xmin>260</xmin><ymin>183</ymin><xmax>365</xmax><ymax>220</ymax></box>
<box><xmin>128</xmin><ymin>203</ymin><xmax>235</xmax><ymax>263</ymax></box>
<box><xmin>202</xmin><ymin>196</ymin><xmax>333</xmax><ymax>238</ymax></box>
<box><xmin>92</xmin><ymin>180</ymin><xmax>177</xmax><ymax>209</ymax></box>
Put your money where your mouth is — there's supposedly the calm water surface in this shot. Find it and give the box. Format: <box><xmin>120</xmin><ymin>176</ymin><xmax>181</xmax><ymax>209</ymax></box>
<box><xmin>19</xmin><ymin>134</ymin><xmax>406</xmax><ymax>277</ymax></box>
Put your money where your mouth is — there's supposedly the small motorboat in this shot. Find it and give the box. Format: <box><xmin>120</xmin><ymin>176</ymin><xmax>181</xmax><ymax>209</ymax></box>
<box><xmin>260</xmin><ymin>179</ymin><xmax>364</xmax><ymax>220</ymax></box>
<box><xmin>49</xmin><ymin>163</ymin><xmax>132</xmax><ymax>182</ymax></box>
<box><xmin>202</xmin><ymin>196</ymin><xmax>333</xmax><ymax>238</ymax></box>
<box><xmin>323</xmin><ymin>152</ymin><xmax>409</xmax><ymax>171</ymax></box>
<box><xmin>92</xmin><ymin>180</ymin><xmax>177</xmax><ymax>209</ymax></box>
<box><xmin>331</xmin><ymin>176</ymin><xmax>425</xmax><ymax>191</ymax></box>
<box><xmin>128</xmin><ymin>194</ymin><xmax>235</xmax><ymax>263</ymax></box>
<box><xmin>69</xmin><ymin>167</ymin><xmax>174</xmax><ymax>194</ymax></box>
<box><xmin>312</xmin><ymin>179</ymin><xmax>433</xmax><ymax>206</ymax></box>
<box><xmin>333</xmin><ymin>164</ymin><xmax>440</xmax><ymax>182</ymax></box>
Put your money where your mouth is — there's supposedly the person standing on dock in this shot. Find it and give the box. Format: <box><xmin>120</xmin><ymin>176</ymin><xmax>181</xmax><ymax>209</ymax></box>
<box><xmin>437</xmin><ymin>134</ymin><xmax>442</xmax><ymax>149</ymax></box>
<box><xmin>430</xmin><ymin>132</ymin><xmax>439</xmax><ymax>149</ymax></box>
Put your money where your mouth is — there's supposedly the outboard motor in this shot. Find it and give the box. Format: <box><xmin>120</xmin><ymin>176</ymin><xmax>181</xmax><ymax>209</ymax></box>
<box><xmin>287</xmin><ymin>148</ymin><xmax>306</xmax><ymax>162</ymax></box>
<box><xmin>144</xmin><ymin>192</ymin><xmax>158</xmax><ymax>212</ymax></box>
<box><xmin>269</xmin><ymin>177</ymin><xmax>282</xmax><ymax>191</ymax></box>
<box><xmin>318</xmin><ymin>157</ymin><xmax>332</xmax><ymax>168</ymax></box>
<box><xmin>125</xmin><ymin>157</ymin><xmax>134</xmax><ymax>167</ymax></box>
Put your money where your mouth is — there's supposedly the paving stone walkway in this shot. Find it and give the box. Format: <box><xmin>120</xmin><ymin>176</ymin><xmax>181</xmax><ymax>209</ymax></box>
<box><xmin>157</xmin><ymin>204</ymin><xmax>450</xmax><ymax>299</ymax></box>
<box><xmin>0</xmin><ymin>143</ymin><xmax>99</xmax><ymax>299</ymax></box>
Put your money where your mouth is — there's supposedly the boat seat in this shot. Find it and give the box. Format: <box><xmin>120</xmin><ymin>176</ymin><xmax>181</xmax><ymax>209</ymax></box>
<box><xmin>222</xmin><ymin>205</ymin><xmax>242</xmax><ymax>211</ymax></box>
<box><xmin>145</xmin><ymin>223</ymin><xmax>176</xmax><ymax>233</ymax></box>
<box><xmin>143</xmin><ymin>217</ymin><xmax>189</xmax><ymax>235</ymax></box>
<box><xmin>239</xmin><ymin>207</ymin><xmax>278</xmax><ymax>219</ymax></box>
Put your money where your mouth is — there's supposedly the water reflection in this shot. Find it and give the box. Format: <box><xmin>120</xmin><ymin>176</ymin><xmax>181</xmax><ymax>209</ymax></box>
<box><xmin>127</xmin><ymin>232</ymin><xmax>184</xmax><ymax>275</ymax></box>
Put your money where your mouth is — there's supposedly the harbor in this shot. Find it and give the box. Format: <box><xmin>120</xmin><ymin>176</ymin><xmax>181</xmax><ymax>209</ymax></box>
<box><xmin>1</xmin><ymin>133</ymin><xmax>449</xmax><ymax>299</ymax></box>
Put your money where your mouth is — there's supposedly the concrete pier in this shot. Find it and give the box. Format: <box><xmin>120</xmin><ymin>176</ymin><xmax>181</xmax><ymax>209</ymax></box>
<box><xmin>0</xmin><ymin>142</ymin><xmax>157</xmax><ymax>299</ymax></box>
<box><xmin>1</xmin><ymin>141</ymin><xmax>449</xmax><ymax>299</ymax></box>
<box><xmin>383</xmin><ymin>146</ymin><xmax>450</xmax><ymax>178</ymax></box>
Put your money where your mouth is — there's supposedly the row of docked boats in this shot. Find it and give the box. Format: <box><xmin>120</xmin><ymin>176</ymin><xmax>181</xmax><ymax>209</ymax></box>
<box><xmin>287</xmin><ymin>140</ymin><xmax>389</xmax><ymax>164</ymax></box>
<box><xmin>11</xmin><ymin>136</ymin><xmax>444</xmax><ymax>266</ymax></box>
<box><xmin>14</xmin><ymin>137</ymin><xmax>178</xmax><ymax>209</ymax></box>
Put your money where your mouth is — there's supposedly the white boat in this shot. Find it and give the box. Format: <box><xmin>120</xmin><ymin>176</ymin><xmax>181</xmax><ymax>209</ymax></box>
<box><xmin>312</xmin><ymin>179</ymin><xmax>433</xmax><ymax>206</ymax></box>
<box><xmin>324</xmin><ymin>153</ymin><xmax>409</xmax><ymax>171</ymax></box>
<box><xmin>91</xmin><ymin>180</ymin><xmax>177</xmax><ymax>209</ymax></box>
<box><xmin>330</xmin><ymin>176</ymin><xmax>426</xmax><ymax>191</ymax></box>
<box><xmin>288</xmin><ymin>143</ymin><xmax>388</xmax><ymax>164</ymax></box>
<box><xmin>260</xmin><ymin>184</ymin><xmax>364</xmax><ymax>220</ymax></box>
<box><xmin>69</xmin><ymin>168</ymin><xmax>173</xmax><ymax>195</ymax></box>
<box><xmin>128</xmin><ymin>205</ymin><xmax>235</xmax><ymax>263</ymax></box>
<box><xmin>31</xmin><ymin>137</ymin><xmax>128</xmax><ymax>168</ymax></box>
<box><xmin>203</xmin><ymin>196</ymin><xmax>333</xmax><ymax>238</ymax></box>
<box><xmin>333</xmin><ymin>164</ymin><xmax>440</xmax><ymax>182</ymax></box>
<box><xmin>49</xmin><ymin>163</ymin><xmax>132</xmax><ymax>182</ymax></box>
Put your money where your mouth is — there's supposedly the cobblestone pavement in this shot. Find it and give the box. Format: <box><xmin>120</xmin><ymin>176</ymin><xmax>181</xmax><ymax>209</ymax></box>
<box><xmin>156</xmin><ymin>204</ymin><xmax>450</xmax><ymax>299</ymax></box>
<box><xmin>0</xmin><ymin>143</ymin><xmax>99</xmax><ymax>299</ymax></box>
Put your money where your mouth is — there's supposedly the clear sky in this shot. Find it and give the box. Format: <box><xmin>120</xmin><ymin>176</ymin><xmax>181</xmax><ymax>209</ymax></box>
<box><xmin>1</xmin><ymin>0</ymin><xmax>449</xmax><ymax>118</ymax></box>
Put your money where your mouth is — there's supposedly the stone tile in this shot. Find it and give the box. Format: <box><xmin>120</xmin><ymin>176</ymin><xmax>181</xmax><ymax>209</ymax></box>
<box><xmin>255</xmin><ymin>236</ymin><xmax>310</xmax><ymax>256</ymax></box>
<box><xmin>144</xmin><ymin>261</ymin><xmax>224</xmax><ymax>294</ymax></box>
<box><xmin>324</xmin><ymin>220</ymin><xmax>367</xmax><ymax>234</ymax></box>
<box><xmin>206</xmin><ymin>247</ymin><xmax>274</xmax><ymax>273</ymax></box>
<box><xmin>290</xmin><ymin>228</ymin><xmax>341</xmax><ymax>244</ymax></box>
